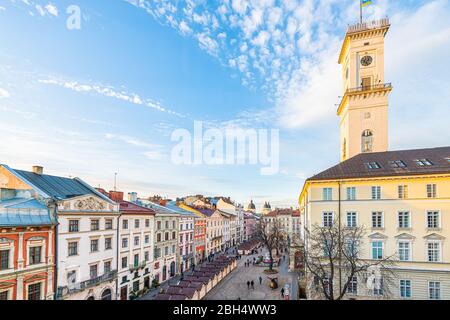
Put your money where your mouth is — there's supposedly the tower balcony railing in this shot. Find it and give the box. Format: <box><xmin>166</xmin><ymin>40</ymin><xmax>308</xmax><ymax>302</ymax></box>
<box><xmin>346</xmin><ymin>83</ymin><xmax>392</xmax><ymax>94</ymax></box>
<box><xmin>347</xmin><ymin>18</ymin><xmax>390</xmax><ymax>34</ymax></box>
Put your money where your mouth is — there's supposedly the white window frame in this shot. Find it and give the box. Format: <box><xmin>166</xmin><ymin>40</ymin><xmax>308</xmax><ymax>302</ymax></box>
<box><xmin>346</xmin><ymin>212</ymin><xmax>358</xmax><ymax>228</ymax></box>
<box><xmin>426</xmin><ymin>211</ymin><xmax>441</xmax><ymax>230</ymax></box>
<box><xmin>371</xmin><ymin>212</ymin><xmax>384</xmax><ymax>229</ymax></box>
<box><xmin>398</xmin><ymin>241</ymin><xmax>412</xmax><ymax>262</ymax></box>
<box><xmin>426</xmin><ymin>241</ymin><xmax>442</xmax><ymax>262</ymax></box>
<box><xmin>427</xmin><ymin>184</ymin><xmax>437</xmax><ymax>198</ymax></box>
<box><xmin>322</xmin><ymin>188</ymin><xmax>333</xmax><ymax>201</ymax></box>
<box><xmin>398</xmin><ymin>211</ymin><xmax>411</xmax><ymax>229</ymax></box>
<box><xmin>371</xmin><ymin>186</ymin><xmax>381</xmax><ymax>200</ymax></box>
<box><xmin>428</xmin><ymin>281</ymin><xmax>441</xmax><ymax>300</ymax></box>
<box><xmin>322</xmin><ymin>212</ymin><xmax>334</xmax><ymax>228</ymax></box>
<box><xmin>398</xmin><ymin>185</ymin><xmax>408</xmax><ymax>199</ymax></box>
<box><xmin>346</xmin><ymin>187</ymin><xmax>356</xmax><ymax>201</ymax></box>
<box><xmin>399</xmin><ymin>279</ymin><xmax>412</xmax><ymax>299</ymax></box>
<box><xmin>371</xmin><ymin>240</ymin><xmax>384</xmax><ymax>260</ymax></box>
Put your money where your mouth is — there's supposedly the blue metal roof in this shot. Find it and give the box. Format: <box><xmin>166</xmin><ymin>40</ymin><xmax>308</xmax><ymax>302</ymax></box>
<box><xmin>166</xmin><ymin>201</ymin><xmax>197</xmax><ymax>217</ymax></box>
<box><xmin>0</xmin><ymin>198</ymin><xmax>55</xmax><ymax>227</ymax></box>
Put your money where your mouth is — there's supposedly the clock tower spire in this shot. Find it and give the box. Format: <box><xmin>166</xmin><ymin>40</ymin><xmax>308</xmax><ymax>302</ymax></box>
<box><xmin>337</xmin><ymin>18</ymin><xmax>392</xmax><ymax>162</ymax></box>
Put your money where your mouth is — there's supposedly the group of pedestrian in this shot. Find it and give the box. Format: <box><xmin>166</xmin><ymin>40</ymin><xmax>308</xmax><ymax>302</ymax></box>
<box><xmin>246</xmin><ymin>276</ymin><xmax>263</xmax><ymax>290</ymax></box>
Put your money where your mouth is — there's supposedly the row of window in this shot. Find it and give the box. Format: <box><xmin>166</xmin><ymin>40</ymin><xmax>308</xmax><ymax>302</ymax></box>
<box><xmin>121</xmin><ymin>252</ymin><xmax>150</xmax><ymax>269</ymax></box>
<box><xmin>180</xmin><ymin>244</ymin><xmax>193</xmax><ymax>256</ymax></box>
<box><xmin>122</xmin><ymin>218</ymin><xmax>151</xmax><ymax>230</ymax></box>
<box><xmin>322</xmin><ymin>184</ymin><xmax>438</xmax><ymax>201</ymax></box>
<box><xmin>67</xmin><ymin>261</ymin><xmax>112</xmax><ymax>284</ymax></box>
<box><xmin>0</xmin><ymin>282</ymin><xmax>42</xmax><ymax>300</ymax></box>
<box><xmin>154</xmin><ymin>245</ymin><xmax>177</xmax><ymax>259</ymax></box>
<box><xmin>180</xmin><ymin>223</ymin><xmax>194</xmax><ymax>231</ymax></box>
<box><xmin>368</xmin><ymin>240</ymin><xmax>443</xmax><ymax>262</ymax></box>
<box><xmin>121</xmin><ymin>234</ymin><xmax>151</xmax><ymax>249</ymax></box>
<box><xmin>0</xmin><ymin>246</ymin><xmax>43</xmax><ymax>270</ymax></box>
<box><xmin>156</xmin><ymin>220</ymin><xmax>177</xmax><ymax>231</ymax></box>
<box><xmin>345</xmin><ymin>277</ymin><xmax>442</xmax><ymax>300</ymax></box>
<box><xmin>156</xmin><ymin>231</ymin><xmax>177</xmax><ymax>243</ymax></box>
<box><xmin>68</xmin><ymin>219</ymin><xmax>114</xmax><ymax>232</ymax></box>
<box><xmin>179</xmin><ymin>233</ymin><xmax>194</xmax><ymax>243</ymax></box>
<box><xmin>323</xmin><ymin>210</ymin><xmax>442</xmax><ymax>230</ymax></box>
<box><xmin>68</xmin><ymin>237</ymin><xmax>113</xmax><ymax>256</ymax></box>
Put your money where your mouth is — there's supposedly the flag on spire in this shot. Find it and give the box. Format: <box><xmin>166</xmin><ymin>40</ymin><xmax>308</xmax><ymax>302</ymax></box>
<box><xmin>362</xmin><ymin>0</ymin><xmax>373</xmax><ymax>7</ymax></box>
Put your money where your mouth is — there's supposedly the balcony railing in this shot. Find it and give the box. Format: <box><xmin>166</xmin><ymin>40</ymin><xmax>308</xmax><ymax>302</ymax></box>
<box><xmin>129</xmin><ymin>261</ymin><xmax>147</xmax><ymax>271</ymax></box>
<box><xmin>346</xmin><ymin>83</ymin><xmax>392</xmax><ymax>94</ymax></box>
<box><xmin>347</xmin><ymin>18</ymin><xmax>390</xmax><ymax>34</ymax></box>
<box><xmin>56</xmin><ymin>270</ymin><xmax>117</xmax><ymax>299</ymax></box>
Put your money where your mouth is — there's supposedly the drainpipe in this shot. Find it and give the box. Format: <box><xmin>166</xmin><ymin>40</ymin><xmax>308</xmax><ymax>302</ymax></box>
<box><xmin>52</xmin><ymin>200</ymin><xmax>59</xmax><ymax>300</ymax></box>
<box><xmin>116</xmin><ymin>212</ymin><xmax>121</xmax><ymax>300</ymax></box>
<box><xmin>338</xmin><ymin>181</ymin><xmax>342</xmax><ymax>296</ymax></box>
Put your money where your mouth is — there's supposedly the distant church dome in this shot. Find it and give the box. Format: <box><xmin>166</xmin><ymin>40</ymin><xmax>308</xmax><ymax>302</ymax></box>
<box><xmin>247</xmin><ymin>200</ymin><xmax>256</xmax><ymax>210</ymax></box>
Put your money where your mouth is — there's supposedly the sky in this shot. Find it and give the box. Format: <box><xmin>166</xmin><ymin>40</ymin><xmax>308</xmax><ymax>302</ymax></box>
<box><xmin>0</xmin><ymin>0</ymin><xmax>449</xmax><ymax>211</ymax></box>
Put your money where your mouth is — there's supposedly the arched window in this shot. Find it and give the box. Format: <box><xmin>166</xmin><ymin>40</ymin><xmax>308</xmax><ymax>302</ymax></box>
<box><xmin>101</xmin><ymin>289</ymin><xmax>112</xmax><ymax>300</ymax></box>
<box><xmin>362</xmin><ymin>130</ymin><xmax>373</xmax><ymax>153</ymax></box>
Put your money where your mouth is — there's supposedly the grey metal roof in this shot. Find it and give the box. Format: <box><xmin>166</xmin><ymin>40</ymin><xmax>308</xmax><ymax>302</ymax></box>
<box><xmin>308</xmin><ymin>146</ymin><xmax>450</xmax><ymax>181</ymax></box>
<box><xmin>12</xmin><ymin>169</ymin><xmax>93</xmax><ymax>199</ymax></box>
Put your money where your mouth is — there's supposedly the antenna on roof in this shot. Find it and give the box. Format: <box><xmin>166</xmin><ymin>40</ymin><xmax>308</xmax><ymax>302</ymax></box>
<box><xmin>114</xmin><ymin>172</ymin><xmax>118</xmax><ymax>191</ymax></box>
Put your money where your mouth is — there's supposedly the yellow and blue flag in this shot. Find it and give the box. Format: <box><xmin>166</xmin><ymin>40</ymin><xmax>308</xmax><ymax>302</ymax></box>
<box><xmin>362</xmin><ymin>0</ymin><xmax>373</xmax><ymax>7</ymax></box>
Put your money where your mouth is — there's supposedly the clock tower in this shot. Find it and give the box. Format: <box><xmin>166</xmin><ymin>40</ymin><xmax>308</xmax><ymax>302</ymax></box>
<box><xmin>337</xmin><ymin>18</ymin><xmax>393</xmax><ymax>162</ymax></box>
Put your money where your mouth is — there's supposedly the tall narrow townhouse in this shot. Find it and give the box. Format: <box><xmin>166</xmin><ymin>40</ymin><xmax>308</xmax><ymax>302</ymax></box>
<box><xmin>164</xmin><ymin>202</ymin><xmax>195</xmax><ymax>273</ymax></box>
<box><xmin>0</xmin><ymin>165</ymin><xmax>119</xmax><ymax>300</ymax></box>
<box><xmin>0</xmin><ymin>188</ymin><xmax>56</xmax><ymax>300</ymax></box>
<box><xmin>216</xmin><ymin>198</ymin><xmax>242</xmax><ymax>246</ymax></box>
<box><xmin>177</xmin><ymin>203</ymin><xmax>206</xmax><ymax>265</ymax></box>
<box><xmin>139</xmin><ymin>200</ymin><xmax>179</xmax><ymax>283</ymax></box>
<box><xmin>105</xmin><ymin>191</ymin><xmax>155</xmax><ymax>300</ymax></box>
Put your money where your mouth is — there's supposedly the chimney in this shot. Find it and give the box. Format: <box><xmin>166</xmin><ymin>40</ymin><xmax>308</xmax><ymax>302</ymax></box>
<box><xmin>109</xmin><ymin>191</ymin><xmax>124</xmax><ymax>202</ymax></box>
<box><xmin>32</xmin><ymin>166</ymin><xmax>43</xmax><ymax>175</ymax></box>
<box><xmin>128</xmin><ymin>192</ymin><xmax>138</xmax><ymax>203</ymax></box>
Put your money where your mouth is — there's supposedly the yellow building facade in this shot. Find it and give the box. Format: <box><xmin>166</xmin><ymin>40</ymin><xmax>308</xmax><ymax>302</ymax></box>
<box><xmin>299</xmin><ymin>18</ymin><xmax>450</xmax><ymax>300</ymax></box>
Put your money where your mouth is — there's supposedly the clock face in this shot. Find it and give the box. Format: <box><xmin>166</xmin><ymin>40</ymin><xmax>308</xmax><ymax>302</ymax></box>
<box><xmin>361</xmin><ymin>55</ymin><xmax>373</xmax><ymax>67</ymax></box>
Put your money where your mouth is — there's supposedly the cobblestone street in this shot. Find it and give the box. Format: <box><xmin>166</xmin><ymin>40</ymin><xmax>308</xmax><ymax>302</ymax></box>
<box><xmin>204</xmin><ymin>249</ymin><xmax>299</xmax><ymax>300</ymax></box>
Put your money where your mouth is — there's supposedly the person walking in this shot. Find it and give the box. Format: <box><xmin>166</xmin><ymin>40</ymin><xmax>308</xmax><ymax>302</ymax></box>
<box><xmin>259</xmin><ymin>276</ymin><xmax>262</xmax><ymax>285</ymax></box>
<box><xmin>247</xmin><ymin>281</ymin><xmax>250</xmax><ymax>290</ymax></box>
<box><xmin>281</xmin><ymin>288</ymin><xmax>285</xmax><ymax>299</ymax></box>
<box><xmin>251</xmin><ymin>280</ymin><xmax>254</xmax><ymax>289</ymax></box>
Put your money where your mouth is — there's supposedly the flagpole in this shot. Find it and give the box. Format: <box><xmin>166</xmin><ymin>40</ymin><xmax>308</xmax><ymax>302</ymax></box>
<box><xmin>360</xmin><ymin>0</ymin><xmax>363</xmax><ymax>24</ymax></box>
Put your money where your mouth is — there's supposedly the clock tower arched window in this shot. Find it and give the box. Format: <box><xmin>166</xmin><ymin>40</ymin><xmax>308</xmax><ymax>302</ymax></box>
<box><xmin>362</xmin><ymin>130</ymin><xmax>373</xmax><ymax>153</ymax></box>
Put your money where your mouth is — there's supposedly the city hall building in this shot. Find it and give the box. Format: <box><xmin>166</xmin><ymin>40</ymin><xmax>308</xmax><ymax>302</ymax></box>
<box><xmin>299</xmin><ymin>19</ymin><xmax>450</xmax><ymax>300</ymax></box>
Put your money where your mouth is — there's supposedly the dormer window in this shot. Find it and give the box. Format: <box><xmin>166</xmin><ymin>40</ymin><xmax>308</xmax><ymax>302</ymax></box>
<box><xmin>389</xmin><ymin>160</ymin><xmax>407</xmax><ymax>168</ymax></box>
<box><xmin>366</xmin><ymin>162</ymin><xmax>381</xmax><ymax>169</ymax></box>
<box><xmin>445</xmin><ymin>157</ymin><xmax>450</xmax><ymax>164</ymax></box>
<box><xmin>414</xmin><ymin>159</ymin><xmax>433</xmax><ymax>166</ymax></box>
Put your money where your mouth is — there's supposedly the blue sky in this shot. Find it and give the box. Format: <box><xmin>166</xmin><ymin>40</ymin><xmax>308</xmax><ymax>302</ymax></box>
<box><xmin>1</xmin><ymin>0</ymin><xmax>449</xmax><ymax>210</ymax></box>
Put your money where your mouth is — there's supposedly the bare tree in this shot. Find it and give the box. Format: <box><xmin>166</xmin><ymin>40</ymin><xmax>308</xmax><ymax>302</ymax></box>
<box><xmin>304</xmin><ymin>219</ymin><xmax>396</xmax><ymax>300</ymax></box>
<box><xmin>255</xmin><ymin>219</ymin><xmax>282</xmax><ymax>271</ymax></box>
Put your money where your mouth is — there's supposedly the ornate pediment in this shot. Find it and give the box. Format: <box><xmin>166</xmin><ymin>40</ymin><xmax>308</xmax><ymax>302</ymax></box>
<box><xmin>368</xmin><ymin>232</ymin><xmax>387</xmax><ymax>240</ymax></box>
<box><xmin>60</xmin><ymin>195</ymin><xmax>115</xmax><ymax>212</ymax></box>
<box><xmin>423</xmin><ymin>233</ymin><xmax>445</xmax><ymax>241</ymax></box>
<box><xmin>395</xmin><ymin>233</ymin><xmax>415</xmax><ymax>240</ymax></box>
<box><xmin>74</xmin><ymin>196</ymin><xmax>106</xmax><ymax>211</ymax></box>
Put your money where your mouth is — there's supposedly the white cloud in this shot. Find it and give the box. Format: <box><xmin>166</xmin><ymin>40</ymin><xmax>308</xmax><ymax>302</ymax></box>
<box><xmin>105</xmin><ymin>133</ymin><xmax>159</xmax><ymax>149</ymax></box>
<box><xmin>38</xmin><ymin>78</ymin><xmax>183</xmax><ymax>117</ymax></box>
<box><xmin>124</xmin><ymin>0</ymin><xmax>450</xmax><ymax>136</ymax></box>
<box><xmin>0</xmin><ymin>88</ymin><xmax>10</xmax><ymax>98</ymax></box>
<box><xmin>45</xmin><ymin>3</ymin><xmax>58</xmax><ymax>17</ymax></box>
